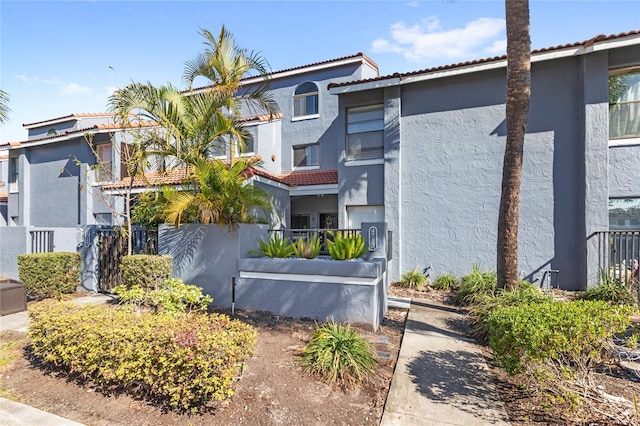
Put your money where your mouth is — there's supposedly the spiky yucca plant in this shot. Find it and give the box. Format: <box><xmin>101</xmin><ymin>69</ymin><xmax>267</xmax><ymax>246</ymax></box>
<box><xmin>292</xmin><ymin>234</ymin><xmax>322</xmax><ymax>259</ymax></box>
<box><xmin>299</xmin><ymin>320</ymin><xmax>377</xmax><ymax>387</ymax></box>
<box><xmin>326</xmin><ymin>231</ymin><xmax>367</xmax><ymax>260</ymax></box>
<box><xmin>250</xmin><ymin>234</ymin><xmax>294</xmax><ymax>258</ymax></box>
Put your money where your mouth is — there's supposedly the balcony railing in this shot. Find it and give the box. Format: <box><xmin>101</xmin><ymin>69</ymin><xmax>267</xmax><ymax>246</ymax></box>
<box><xmin>595</xmin><ymin>230</ymin><xmax>640</xmax><ymax>286</ymax></box>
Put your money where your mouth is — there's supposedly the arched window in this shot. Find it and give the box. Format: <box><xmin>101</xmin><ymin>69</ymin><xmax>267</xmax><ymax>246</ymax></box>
<box><xmin>47</xmin><ymin>129</ymin><xmax>57</xmax><ymax>136</ymax></box>
<box><xmin>293</xmin><ymin>82</ymin><xmax>319</xmax><ymax>118</ymax></box>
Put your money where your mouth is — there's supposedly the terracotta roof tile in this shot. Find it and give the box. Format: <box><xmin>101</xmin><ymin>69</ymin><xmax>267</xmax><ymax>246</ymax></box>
<box><xmin>328</xmin><ymin>30</ymin><xmax>640</xmax><ymax>90</ymax></box>
<box><xmin>250</xmin><ymin>168</ymin><xmax>338</xmax><ymax>186</ymax></box>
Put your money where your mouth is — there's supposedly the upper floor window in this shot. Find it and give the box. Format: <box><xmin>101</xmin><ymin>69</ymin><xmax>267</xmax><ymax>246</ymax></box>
<box><xmin>346</xmin><ymin>105</ymin><xmax>384</xmax><ymax>161</ymax></box>
<box><xmin>47</xmin><ymin>129</ymin><xmax>58</xmax><ymax>137</ymax></box>
<box><xmin>609</xmin><ymin>69</ymin><xmax>640</xmax><ymax>140</ymax></box>
<box><xmin>9</xmin><ymin>156</ymin><xmax>18</xmax><ymax>191</ymax></box>
<box><xmin>96</xmin><ymin>143</ymin><xmax>113</xmax><ymax>182</ymax></box>
<box><xmin>293</xmin><ymin>143</ymin><xmax>319</xmax><ymax>168</ymax></box>
<box><xmin>293</xmin><ymin>82</ymin><xmax>319</xmax><ymax>118</ymax></box>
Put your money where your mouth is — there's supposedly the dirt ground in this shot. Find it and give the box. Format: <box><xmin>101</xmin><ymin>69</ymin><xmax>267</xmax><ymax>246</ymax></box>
<box><xmin>1</xmin><ymin>288</ymin><xmax>640</xmax><ymax>425</ymax></box>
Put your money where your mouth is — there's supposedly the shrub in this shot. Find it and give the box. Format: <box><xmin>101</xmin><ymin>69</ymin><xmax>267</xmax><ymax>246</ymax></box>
<box><xmin>113</xmin><ymin>278</ymin><xmax>213</xmax><ymax>315</ymax></box>
<box><xmin>398</xmin><ymin>268</ymin><xmax>427</xmax><ymax>290</ymax></box>
<box><xmin>453</xmin><ymin>265</ymin><xmax>497</xmax><ymax>306</ymax></box>
<box><xmin>579</xmin><ymin>270</ymin><xmax>635</xmax><ymax>305</ymax></box>
<box><xmin>432</xmin><ymin>273</ymin><xmax>459</xmax><ymax>291</ymax></box>
<box><xmin>250</xmin><ymin>234</ymin><xmax>295</xmax><ymax>258</ymax></box>
<box><xmin>326</xmin><ymin>231</ymin><xmax>367</xmax><ymax>260</ymax></box>
<box><xmin>486</xmin><ymin>299</ymin><xmax>635</xmax><ymax>375</ymax></box>
<box><xmin>299</xmin><ymin>320</ymin><xmax>377</xmax><ymax>387</ymax></box>
<box><xmin>17</xmin><ymin>252</ymin><xmax>80</xmax><ymax>300</ymax></box>
<box><xmin>292</xmin><ymin>234</ymin><xmax>322</xmax><ymax>259</ymax></box>
<box><xmin>120</xmin><ymin>255</ymin><xmax>173</xmax><ymax>290</ymax></box>
<box><xmin>28</xmin><ymin>302</ymin><xmax>256</xmax><ymax>412</ymax></box>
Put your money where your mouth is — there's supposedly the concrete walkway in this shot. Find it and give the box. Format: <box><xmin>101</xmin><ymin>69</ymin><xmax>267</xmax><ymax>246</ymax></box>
<box><xmin>381</xmin><ymin>299</ymin><xmax>511</xmax><ymax>425</ymax></box>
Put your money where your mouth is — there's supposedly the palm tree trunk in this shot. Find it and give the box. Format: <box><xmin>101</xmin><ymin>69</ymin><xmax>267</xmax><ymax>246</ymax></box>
<box><xmin>497</xmin><ymin>0</ymin><xmax>531</xmax><ymax>290</ymax></box>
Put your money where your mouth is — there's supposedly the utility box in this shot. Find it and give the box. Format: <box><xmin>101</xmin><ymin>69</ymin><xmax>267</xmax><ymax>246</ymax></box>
<box><xmin>0</xmin><ymin>278</ymin><xmax>27</xmax><ymax>316</ymax></box>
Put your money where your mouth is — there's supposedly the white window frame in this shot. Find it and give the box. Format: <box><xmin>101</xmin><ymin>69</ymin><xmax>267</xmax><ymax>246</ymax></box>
<box><xmin>292</xmin><ymin>81</ymin><xmax>319</xmax><ymax>120</ymax></box>
<box><xmin>346</xmin><ymin>105</ymin><xmax>384</xmax><ymax>162</ymax></box>
<box><xmin>9</xmin><ymin>156</ymin><xmax>19</xmax><ymax>192</ymax></box>
<box><xmin>609</xmin><ymin>67</ymin><xmax>640</xmax><ymax>145</ymax></box>
<box><xmin>96</xmin><ymin>143</ymin><xmax>113</xmax><ymax>183</ymax></box>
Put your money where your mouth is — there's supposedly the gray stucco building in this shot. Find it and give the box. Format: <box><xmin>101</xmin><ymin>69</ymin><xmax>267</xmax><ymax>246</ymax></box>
<box><xmin>1</xmin><ymin>31</ymin><xmax>639</xmax><ymax>290</ymax></box>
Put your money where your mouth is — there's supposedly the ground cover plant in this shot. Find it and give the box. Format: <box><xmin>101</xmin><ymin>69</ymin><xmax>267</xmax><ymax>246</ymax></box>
<box><xmin>397</xmin><ymin>268</ymin><xmax>427</xmax><ymax>290</ymax></box>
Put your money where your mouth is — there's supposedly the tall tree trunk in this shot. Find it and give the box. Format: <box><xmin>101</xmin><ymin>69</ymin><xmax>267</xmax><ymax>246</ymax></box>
<box><xmin>497</xmin><ymin>0</ymin><xmax>531</xmax><ymax>290</ymax></box>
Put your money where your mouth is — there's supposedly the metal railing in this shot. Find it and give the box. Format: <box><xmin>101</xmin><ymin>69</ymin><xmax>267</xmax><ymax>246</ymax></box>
<box><xmin>30</xmin><ymin>230</ymin><xmax>54</xmax><ymax>253</ymax></box>
<box><xmin>269</xmin><ymin>228</ymin><xmax>360</xmax><ymax>255</ymax></box>
<box><xmin>596</xmin><ymin>230</ymin><xmax>640</xmax><ymax>286</ymax></box>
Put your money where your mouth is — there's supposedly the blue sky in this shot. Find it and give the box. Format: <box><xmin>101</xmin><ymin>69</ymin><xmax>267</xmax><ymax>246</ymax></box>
<box><xmin>1</xmin><ymin>0</ymin><xmax>639</xmax><ymax>143</ymax></box>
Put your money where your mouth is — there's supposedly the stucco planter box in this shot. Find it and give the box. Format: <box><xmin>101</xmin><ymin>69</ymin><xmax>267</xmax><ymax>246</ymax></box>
<box><xmin>237</xmin><ymin>257</ymin><xmax>387</xmax><ymax>330</ymax></box>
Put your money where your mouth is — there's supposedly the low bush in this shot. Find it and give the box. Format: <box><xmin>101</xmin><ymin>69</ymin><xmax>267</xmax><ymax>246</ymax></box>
<box><xmin>292</xmin><ymin>234</ymin><xmax>322</xmax><ymax>259</ymax></box>
<box><xmin>326</xmin><ymin>231</ymin><xmax>367</xmax><ymax>260</ymax></box>
<box><xmin>299</xmin><ymin>320</ymin><xmax>377</xmax><ymax>387</ymax></box>
<box><xmin>120</xmin><ymin>255</ymin><xmax>173</xmax><ymax>290</ymax></box>
<box><xmin>579</xmin><ymin>271</ymin><xmax>635</xmax><ymax>305</ymax></box>
<box><xmin>398</xmin><ymin>268</ymin><xmax>427</xmax><ymax>290</ymax></box>
<box><xmin>453</xmin><ymin>265</ymin><xmax>497</xmax><ymax>306</ymax></box>
<box><xmin>431</xmin><ymin>273</ymin><xmax>459</xmax><ymax>291</ymax></box>
<box><xmin>113</xmin><ymin>278</ymin><xmax>212</xmax><ymax>315</ymax></box>
<box><xmin>486</xmin><ymin>299</ymin><xmax>635</xmax><ymax>376</ymax></box>
<box><xmin>28</xmin><ymin>302</ymin><xmax>256</xmax><ymax>412</ymax></box>
<box><xmin>250</xmin><ymin>234</ymin><xmax>294</xmax><ymax>258</ymax></box>
<box><xmin>17</xmin><ymin>252</ymin><xmax>80</xmax><ymax>300</ymax></box>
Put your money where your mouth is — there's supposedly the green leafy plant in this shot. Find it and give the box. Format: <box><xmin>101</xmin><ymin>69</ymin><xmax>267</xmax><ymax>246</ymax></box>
<box><xmin>579</xmin><ymin>269</ymin><xmax>635</xmax><ymax>305</ymax></box>
<box><xmin>292</xmin><ymin>234</ymin><xmax>322</xmax><ymax>259</ymax></box>
<box><xmin>453</xmin><ymin>264</ymin><xmax>497</xmax><ymax>306</ymax></box>
<box><xmin>250</xmin><ymin>234</ymin><xmax>295</xmax><ymax>258</ymax></box>
<box><xmin>17</xmin><ymin>252</ymin><xmax>80</xmax><ymax>300</ymax></box>
<box><xmin>432</xmin><ymin>273</ymin><xmax>459</xmax><ymax>291</ymax></box>
<box><xmin>398</xmin><ymin>268</ymin><xmax>427</xmax><ymax>290</ymax></box>
<box><xmin>326</xmin><ymin>231</ymin><xmax>367</xmax><ymax>260</ymax></box>
<box><xmin>299</xmin><ymin>320</ymin><xmax>377</xmax><ymax>387</ymax></box>
<box><xmin>28</xmin><ymin>302</ymin><xmax>256</xmax><ymax>413</ymax></box>
<box><xmin>120</xmin><ymin>255</ymin><xmax>173</xmax><ymax>290</ymax></box>
<box><xmin>113</xmin><ymin>278</ymin><xmax>212</xmax><ymax>315</ymax></box>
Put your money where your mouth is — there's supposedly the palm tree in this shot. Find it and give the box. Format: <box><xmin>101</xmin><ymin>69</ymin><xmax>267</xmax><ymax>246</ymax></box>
<box><xmin>0</xmin><ymin>90</ymin><xmax>11</xmax><ymax>125</ymax></box>
<box><xmin>162</xmin><ymin>157</ymin><xmax>271</xmax><ymax>228</ymax></box>
<box><xmin>497</xmin><ymin>0</ymin><xmax>531</xmax><ymax>290</ymax></box>
<box><xmin>183</xmin><ymin>26</ymin><xmax>279</xmax><ymax>161</ymax></box>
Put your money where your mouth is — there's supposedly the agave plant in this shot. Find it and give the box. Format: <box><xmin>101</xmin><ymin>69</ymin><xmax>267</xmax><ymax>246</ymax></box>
<box><xmin>326</xmin><ymin>231</ymin><xmax>367</xmax><ymax>260</ymax></box>
<box><xmin>292</xmin><ymin>234</ymin><xmax>322</xmax><ymax>259</ymax></box>
<box><xmin>249</xmin><ymin>234</ymin><xmax>294</xmax><ymax>258</ymax></box>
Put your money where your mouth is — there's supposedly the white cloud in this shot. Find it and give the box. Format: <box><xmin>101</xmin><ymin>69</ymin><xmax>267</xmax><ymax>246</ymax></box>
<box><xmin>485</xmin><ymin>39</ymin><xmax>507</xmax><ymax>56</ymax></box>
<box><xmin>372</xmin><ymin>16</ymin><xmax>506</xmax><ymax>65</ymax></box>
<box><xmin>406</xmin><ymin>1</ymin><xmax>420</xmax><ymax>7</ymax></box>
<box><xmin>15</xmin><ymin>74</ymin><xmax>35</xmax><ymax>83</ymax></box>
<box><xmin>61</xmin><ymin>83</ymin><xmax>92</xmax><ymax>96</ymax></box>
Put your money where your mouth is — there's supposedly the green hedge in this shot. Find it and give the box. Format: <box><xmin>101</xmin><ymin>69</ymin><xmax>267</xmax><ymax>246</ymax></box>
<box><xmin>120</xmin><ymin>255</ymin><xmax>173</xmax><ymax>290</ymax></box>
<box><xmin>486</xmin><ymin>300</ymin><xmax>635</xmax><ymax>375</ymax></box>
<box><xmin>28</xmin><ymin>302</ymin><xmax>256</xmax><ymax>412</ymax></box>
<box><xmin>17</xmin><ymin>252</ymin><xmax>80</xmax><ymax>300</ymax></box>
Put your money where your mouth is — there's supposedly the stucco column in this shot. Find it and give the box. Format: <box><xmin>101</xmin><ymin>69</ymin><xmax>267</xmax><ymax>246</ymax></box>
<box><xmin>578</xmin><ymin>52</ymin><xmax>609</xmax><ymax>287</ymax></box>
<box><xmin>384</xmin><ymin>86</ymin><xmax>401</xmax><ymax>281</ymax></box>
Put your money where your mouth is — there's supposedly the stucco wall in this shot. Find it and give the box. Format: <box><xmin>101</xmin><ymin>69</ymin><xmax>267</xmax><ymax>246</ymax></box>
<box><xmin>609</xmin><ymin>144</ymin><xmax>640</xmax><ymax>197</ymax></box>
<box><xmin>0</xmin><ymin>227</ymin><xmax>28</xmax><ymax>279</ymax></box>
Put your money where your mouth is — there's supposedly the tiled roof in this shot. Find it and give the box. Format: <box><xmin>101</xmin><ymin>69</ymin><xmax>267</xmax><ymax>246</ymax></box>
<box><xmin>0</xmin><ymin>191</ymin><xmax>7</xmax><ymax>203</ymax></box>
<box><xmin>328</xmin><ymin>30</ymin><xmax>640</xmax><ymax>89</ymax></box>
<box><xmin>239</xmin><ymin>112</ymin><xmax>284</xmax><ymax>123</ymax></box>
<box><xmin>22</xmin><ymin>112</ymin><xmax>113</xmax><ymax>128</ymax></box>
<box><xmin>101</xmin><ymin>163</ymin><xmax>338</xmax><ymax>191</ymax></box>
<box><xmin>191</xmin><ymin>53</ymin><xmax>378</xmax><ymax>93</ymax></box>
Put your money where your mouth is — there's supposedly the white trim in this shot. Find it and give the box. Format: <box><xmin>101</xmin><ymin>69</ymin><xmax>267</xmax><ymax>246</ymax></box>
<box><xmin>23</xmin><ymin>115</ymin><xmax>113</xmax><ymax>129</ymax></box>
<box><xmin>345</xmin><ymin>158</ymin><xmax>385</xmax><ymax>167</ymax></box>
<box><xmin>239</xmin><ymin>270</ymin><xmax>381</xmax><ymax>286</ymax></box>
<box><xmin>292</xmin><ymin>165</ymin><xmax>320</xmax><ymax>171</ymax></box>
<box><xmin>291</xmin><ymin>114</ymin><xmax>319</xmax><ymax>122</ymax></box>
<box><xmin>9</xmin><ymin>128</ymin><xmax>122</xmax><ymax>149</ymax></box>
<box><xmin>248</xmin><ymin>175</ymin><xmax>290</xmax><ymax>191</ymax></box>
<box><xmin>609</xmin><ymin>137</ymin><xmax>640</xmax><ymax>147</ymax></box>
<box><xmin>290</xmin><ymin>184</ymin><xmax>338</xmax><ymax>197</ymax></box>
<box><xmin>331</xmin><ymin>34</ymin><xmax>640</xmax><ymax>94</ymax></box>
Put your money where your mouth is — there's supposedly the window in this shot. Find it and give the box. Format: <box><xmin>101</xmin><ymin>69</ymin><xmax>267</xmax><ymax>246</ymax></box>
<box><xmin>293</xmin><ymin>144</ymin><xmax>319</xmax><ymax>168</ymax></box>
<box><xmin>347</xmin><ymin>205</ymin><xmax>384</xmax><ymax>229</ymax></box>
<box><xmin>9</xmin><ymin>156</ymin><xmax>18</xmax><ymax>191</ymax></box>
<box><xmin>609</xmin><ymin>69</ymin><xmax>640</xmax><ymax>140</ymax></box>
<box><xmin>94</xmin><ymin>213</ymin><xmax>112</xmax><ymax>225</ymax></box>
<box><xmin>346</xmin><ymin>105</ymin><xmax>384</xmax><ymax>161</ymax></box>
<box><xmin>47</xmin><ymin>129</ymin><xmax>57</xmax><ymax>137</ymax></box>
<box><xmin>609</xmin><ymin>198</ymin><xmax>640</xmax><ymax>230</ymax></box>
<box><xmin>293</xmin><ymin>82</ymin><xmax>319</xmax><ymax>118</ymax></box>
<box><xmin>96</xmin><ymin>144</ymin><xmax>113</xmax><ymax>182</ymax></box>
<box><xmin>239</xmin><ymin>128</ymin><xmax>255</xmax><ymax>155</ymax></box>
<box><xmin>291</xmin><ymin>214</ymin><xmax>310</xmax><ymax>229</ymax></box>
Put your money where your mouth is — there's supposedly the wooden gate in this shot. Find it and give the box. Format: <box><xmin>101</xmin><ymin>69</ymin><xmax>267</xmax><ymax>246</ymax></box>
<box><xmin>97</xmin><ymin>228</ymin><xmax>158</xmax><ymax>291</ymax></box>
